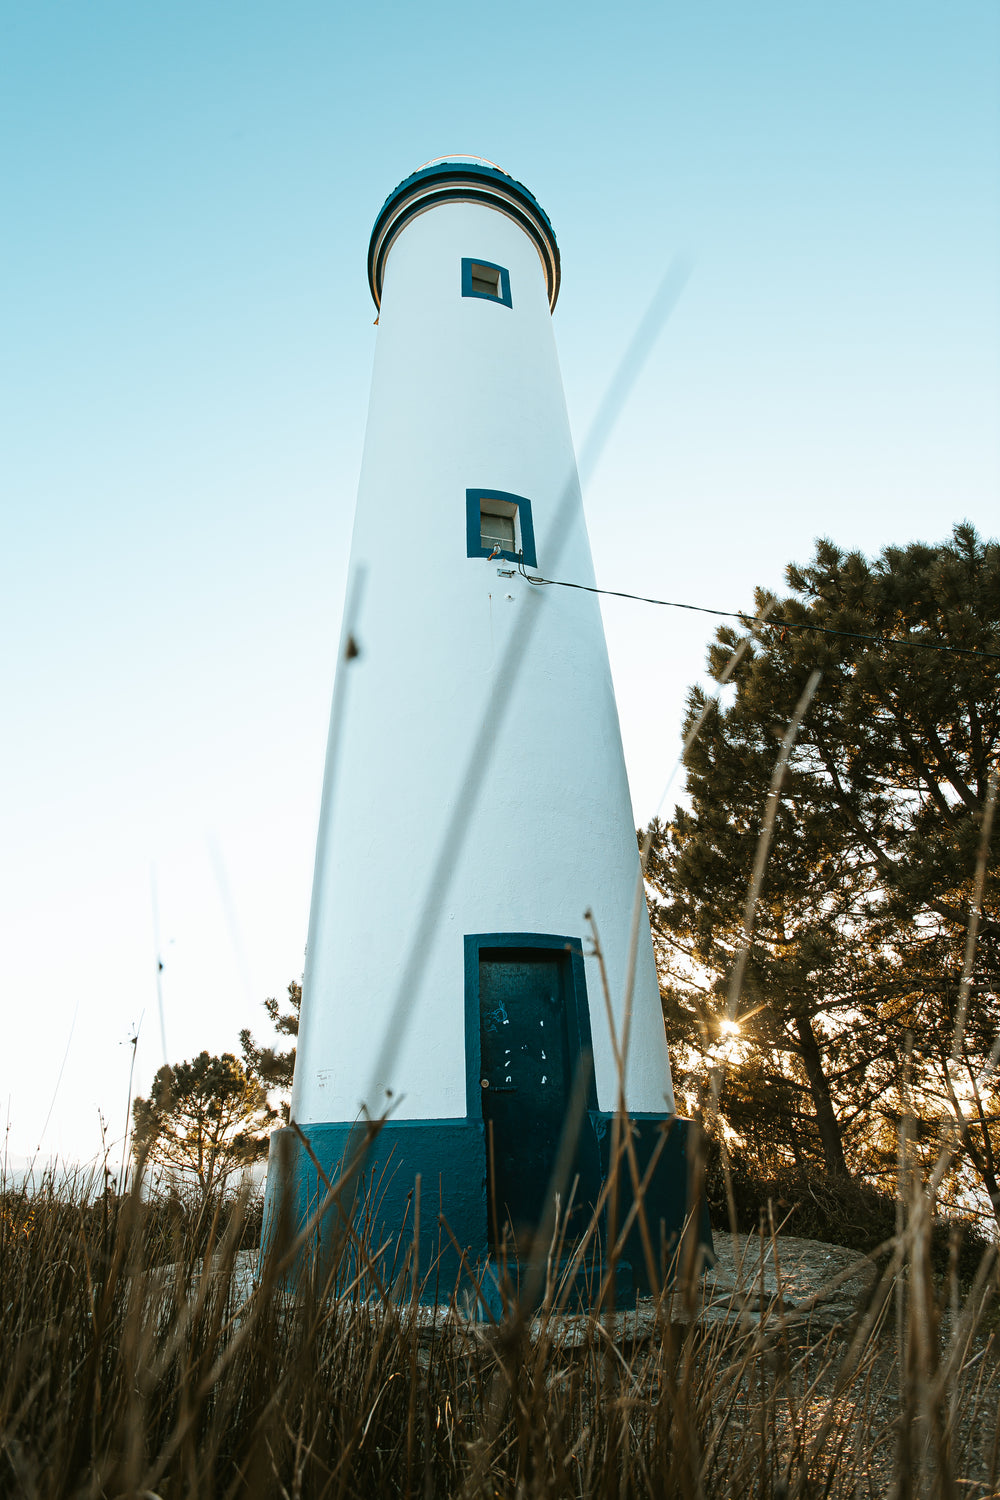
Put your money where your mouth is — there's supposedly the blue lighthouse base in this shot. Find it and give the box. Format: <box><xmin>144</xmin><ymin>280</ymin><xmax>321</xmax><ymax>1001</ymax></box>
<box><xmin>261</xmin><ymin>1114</ymin><xmax>712</xmax><ymax>1309</ymax></box>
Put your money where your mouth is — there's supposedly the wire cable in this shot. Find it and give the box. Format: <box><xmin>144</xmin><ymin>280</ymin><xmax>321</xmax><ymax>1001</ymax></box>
<box><xmin>515</xmin><ymin>559</ymin><xmax>1000</xmax><ymax>662</ymax></box>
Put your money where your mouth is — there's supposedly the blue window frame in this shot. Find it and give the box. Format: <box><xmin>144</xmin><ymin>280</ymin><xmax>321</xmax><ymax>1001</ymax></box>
<box><xmin>466</xmin><ymin>489</ymin><xmax>537</xmax><ymax>567</ymax></box>
<box><xmin>462</xmin><ymin>257</ymin><xmax>512</xmax><ymax>308</ymax></box>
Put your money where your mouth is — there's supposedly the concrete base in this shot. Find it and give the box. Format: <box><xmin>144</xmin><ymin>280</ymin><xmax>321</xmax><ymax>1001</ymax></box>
<box><xmin>261</xmin><ymin>1113</ymin><xmax>710</xmax><ymax>1307</ymax></box>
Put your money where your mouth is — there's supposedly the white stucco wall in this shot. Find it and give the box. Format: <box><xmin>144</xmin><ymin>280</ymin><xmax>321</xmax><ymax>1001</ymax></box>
<box><xmin>292</xmin><ymin>194</ymin><xmax>674</xmax><ymax>1124</ymax></box>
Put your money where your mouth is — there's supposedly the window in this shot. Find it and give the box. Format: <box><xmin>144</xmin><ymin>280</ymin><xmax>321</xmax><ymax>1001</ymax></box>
<box><xmin>466</xmin><ymin>489</ymin><xmax>536</xmax><ymax>567</ymax></box>
<box><xmin>471</xmin><ymin>264</ymin><xmax>500</xmax><ymax>297</ymax></box>
<box><xmin>461</xmin><ymin>257</ymin><xmax>512</xmax><ymax>308</ymax></box>
<box><xmin>480</xmin><ymin>510</ymin><xmax>515</xmax><ymax>553</ymax></box>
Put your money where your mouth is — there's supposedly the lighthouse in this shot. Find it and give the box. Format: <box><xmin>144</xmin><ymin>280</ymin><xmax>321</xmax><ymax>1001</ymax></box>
<box><xmin>266</xmin><ymin>159</ymin><xmax>699</xmax><ymax>1298</ymax></box>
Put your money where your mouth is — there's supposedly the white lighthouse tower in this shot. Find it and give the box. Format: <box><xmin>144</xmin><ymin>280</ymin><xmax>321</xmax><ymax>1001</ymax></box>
<box><xmin>267</xmin><ymin>159</ymin><xmax>697</xmax><ymax>1297</ymax></box>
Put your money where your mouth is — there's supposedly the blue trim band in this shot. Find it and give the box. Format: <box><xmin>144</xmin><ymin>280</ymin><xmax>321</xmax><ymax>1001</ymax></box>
<box><xmin>262</xmin><ymin>1118</ymin><xmax>488</xmax><ymax>1303</ymax></box>
<box><xmin>262</xmin><ymin>1113</ymin><xmax>710</xmax><ymax>1303</ymax></box>
<box><xmin>461</xmin><ymin>257</ymin><xmax>512</xmax><ymax>308</ymax></box>
<box><xmin>374</xmin><ymin>162</ymin><xmax>557</xmax><ymax>247</ymax></box>
<box><xmin>590</xmin><ymin>1113</ymin><xmax>713</xmax><ymax>1287</ymax></box>
<box><xmin>466</xmin><ymin>489</ymin><xmax>537</xmax><ymax>568</ymax></box>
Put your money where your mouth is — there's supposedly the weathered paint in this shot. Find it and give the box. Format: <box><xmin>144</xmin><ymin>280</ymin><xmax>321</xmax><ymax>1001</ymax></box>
<box><xmin>590</xmin><ymin>1113</ymin><xmax>712</xmax><ymax>1295</ymax></box>
<box><xmin>262</xmin><ymin>1112</ymin><xmax>703</xmax><ymax>1303</ymax></box>
<box><xmin>263</xmin><ymin>1119</ymin><xmax>489</xmax><ymax>1302</ymax></box>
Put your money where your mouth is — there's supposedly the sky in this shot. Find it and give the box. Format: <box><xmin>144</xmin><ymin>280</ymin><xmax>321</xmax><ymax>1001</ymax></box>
<box><xmin>3</xmin><ymin>1</ymin><xmax>998</xmax><ymax>1171</ymax></box>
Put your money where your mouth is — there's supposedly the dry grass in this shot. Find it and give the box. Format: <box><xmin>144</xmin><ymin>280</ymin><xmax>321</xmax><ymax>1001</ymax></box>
<box><xmin>2</xmin><ymin>1146</ymin><xmax>998</xmax><ymax>1500</ymax></box>
<box><xmin>4</xmin><ymin>586</ymin><xmax>990</xmax><ymax>1496</ymax></box>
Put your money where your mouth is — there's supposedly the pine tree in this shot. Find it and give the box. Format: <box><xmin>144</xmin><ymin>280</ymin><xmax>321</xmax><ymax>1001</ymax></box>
<box><xmin>240</xmin><ymin>981</ymin><xmax>300</xmax><ymax>1123</ymax></box>
<box><xmin>131</xmin><ymin>1052</ymin><xmax>276</xmax><ymax>1200</ymax></box>
<box><xmin>646</xmin><ymin>525</ymin><xmax>999</xmax><ymax>1218</ymax></box>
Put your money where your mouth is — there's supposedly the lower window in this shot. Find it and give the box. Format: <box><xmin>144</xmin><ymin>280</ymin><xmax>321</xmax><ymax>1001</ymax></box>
<box><xmin>466</xmin><ymin>489</ymin><xmax>537</xmax><ymax>567</ymax></box>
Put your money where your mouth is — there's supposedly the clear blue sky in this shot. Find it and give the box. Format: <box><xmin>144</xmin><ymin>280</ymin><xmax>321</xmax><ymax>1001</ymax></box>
<box><xmin>3</xmin><ymin>1</ymin><xmax>998</xmax><ymax>1168</ymax></box>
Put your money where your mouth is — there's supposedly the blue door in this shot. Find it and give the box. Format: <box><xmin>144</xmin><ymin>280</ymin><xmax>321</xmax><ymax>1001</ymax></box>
<box><xmin>478</xmin><ymin>947</ymin><xmax>586</xmax><ymax>1251</ymax></box>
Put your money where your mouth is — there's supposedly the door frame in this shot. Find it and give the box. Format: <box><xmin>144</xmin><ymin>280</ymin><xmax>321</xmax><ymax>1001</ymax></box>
<box><xmin>463</xmin><ymin>933</ymin><xmax>598</xmax><ymax>1117</ymax></box>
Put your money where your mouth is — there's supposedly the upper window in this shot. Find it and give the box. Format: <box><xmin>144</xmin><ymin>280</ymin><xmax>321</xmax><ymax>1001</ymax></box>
<box><xmin>466</xmin><ymin>489</ymin><xmax>536</xmax><ymax>567</ymax></box>
<box><xmin>462</xmin><ymin>257</ymin><xmax>512</xmax><ymax>309</ymax></box>
<box><xmin>481</xmin><ymin>510</ymin><xmax>515</xmax><ymax>554</ymax></box>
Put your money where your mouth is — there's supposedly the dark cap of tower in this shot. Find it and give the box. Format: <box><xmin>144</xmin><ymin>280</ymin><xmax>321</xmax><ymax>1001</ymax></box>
<box><xmin>368</xmin><ymin>159</ymin><xmax>560</xmax><ymax>313</ymax></box>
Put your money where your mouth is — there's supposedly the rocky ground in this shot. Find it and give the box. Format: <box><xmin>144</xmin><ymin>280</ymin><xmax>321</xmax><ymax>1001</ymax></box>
<box><xmin>697</xmin><ymin>1230</ymin><xmax>879</xmax><ymax>1333</ymax></box>
<box><xmin>163</xmin><ymin>1233</ymin><xmax>879</xmax><ymax>1335</ymax></box>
